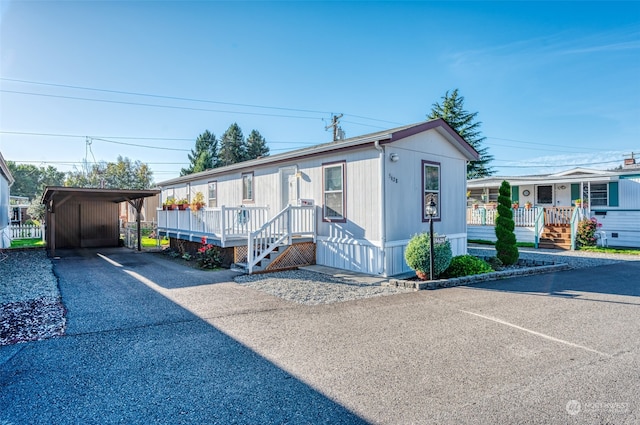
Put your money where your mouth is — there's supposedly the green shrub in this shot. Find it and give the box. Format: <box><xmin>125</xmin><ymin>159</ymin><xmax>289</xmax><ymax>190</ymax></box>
<box><xmin>495</xmin><ymin>180</ymin><xmax>519</xmax><ymax>265</ymax></box>
<box><xmin>404</xmin><ymin>233</ymin><xmax>452</xmax><ymax>278</ymax></box>
<box><xmin>23</xmin><ymin>219</ymin><xmax>40</xmax><ymax>226</ymax></box>
<box><xmin>485</xmin><ymin>256</ymin><xmax>503</xmax><ymax>271</ymax></box>
<box><xmin>443</xmin><ymin>255</ymin><xmax>493</xmax><ymax>278</ymax></box>
<box><xmin>576</xmin><ymin>217</ymin><xmax>599</xmax><ymax>247</ymax></box>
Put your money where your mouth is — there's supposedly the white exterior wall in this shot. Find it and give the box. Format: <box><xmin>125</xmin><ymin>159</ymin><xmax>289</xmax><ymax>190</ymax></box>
<box><xmin>591</xmin><ymin>210</ymin><xmax>640</xmax><ymax>248</ymax></box>
<box><xmin>619</xmin><ymin>178</ymin><xmax>640</xmax><ymax>208</ymax></box>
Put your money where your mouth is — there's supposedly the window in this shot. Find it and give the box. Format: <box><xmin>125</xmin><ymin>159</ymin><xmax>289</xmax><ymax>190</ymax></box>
<box><xmin>323</xmin><ymin>162</ymin><xmax>345</xmax><ymax>221</ymax></box>
<box><xmin>242</xmin><ymin>173</ymin><xmax>254</xmax><ymax>202</ymax></box>
<box><xmin>422</xmin><ymin>161</ymin><xmax>440</xmax><ymax>220</ymax></box>
<box><xmin>590</xmin><ymin>183</ymin><xmax>608</xmax><ymax>206</ymax></box>
<box><xmin>208</xmin><ymin>181</ymin><xmax>217</xmax><ymax>207</ymax></box>
<box><xmin>536</xmin><ymin>185</ymin><xmax>553</xmax><ymax>204</ymax></box>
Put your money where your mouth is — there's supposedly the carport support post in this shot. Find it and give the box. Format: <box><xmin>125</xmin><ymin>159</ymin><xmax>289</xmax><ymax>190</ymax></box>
<box><xmin>128</xmin><ymin>198</ymin><xmax>145</xmax><ymax>252</ymax></box>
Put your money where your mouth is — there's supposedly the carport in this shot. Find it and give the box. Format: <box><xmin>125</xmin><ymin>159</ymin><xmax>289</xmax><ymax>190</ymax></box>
<box><xmin>42</xmin><ymin>186</ymin><xmax>160</xmax><ymax>256</ymax></box>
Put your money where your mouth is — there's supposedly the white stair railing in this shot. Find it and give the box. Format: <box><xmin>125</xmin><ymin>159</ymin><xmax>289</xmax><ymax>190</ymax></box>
<box><xmin>246</xmin><ymin>205</ymin><xmax>315</xmax><ymax>274</ymax></box>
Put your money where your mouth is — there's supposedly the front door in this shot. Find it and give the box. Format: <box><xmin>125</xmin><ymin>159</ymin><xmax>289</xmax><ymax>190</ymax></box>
<box><xmin>279</xmin><ymin>167</ymin><xmax>299</xmax><ymax>210</ymax></box>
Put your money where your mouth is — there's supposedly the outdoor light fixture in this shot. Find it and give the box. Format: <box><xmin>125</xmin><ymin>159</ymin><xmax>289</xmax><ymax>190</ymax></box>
<box><xmin>389</xmin><ymin>153</ymin><xmax>399</xmax><ymax>162</ymax></box>
<box><xmin>426</xmin><ymin>199</ymin><xmax>437</xmax><ymax>281</ymax></box>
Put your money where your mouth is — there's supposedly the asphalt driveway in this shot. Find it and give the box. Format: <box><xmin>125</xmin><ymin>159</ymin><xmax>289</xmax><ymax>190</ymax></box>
<box><xmin>1</xmin><ymin>248</ymin><xmax>638</xmax><ymax>424</ymax></box>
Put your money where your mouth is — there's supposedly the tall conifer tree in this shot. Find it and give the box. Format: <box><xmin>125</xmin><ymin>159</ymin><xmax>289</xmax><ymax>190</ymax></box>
<box><xmin>428</xmin><ymin>89</ymin><xmax>494</xmax><ymax>179</ymax></box>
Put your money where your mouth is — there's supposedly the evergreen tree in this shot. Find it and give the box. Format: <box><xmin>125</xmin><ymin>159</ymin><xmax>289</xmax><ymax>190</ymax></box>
<box><xmin>495</xmin><ymin>180</ymin><xmax>519</xmax><ymax>265</ymax></box>
<box><xmin>181</xmin><ymin>130</ymin><xmax>218</xmax><ymax>176</ymax></box>
<box><xmin>218</xmin><ymin>123</ymin><xmax>246</xmax><ymax>166</ymax></box>
<box><xmin>427</xmin><ymin>89</ymin><xmax>494</xmax><ymax>179</ymax></box>
<box><xmin>245</xmin><ymin>129</ymin><xmax>270</xmax><ymax>160</ymax></box>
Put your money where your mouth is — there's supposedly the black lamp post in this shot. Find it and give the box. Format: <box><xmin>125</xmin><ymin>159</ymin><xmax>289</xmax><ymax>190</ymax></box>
<box><xmin>425</xmin><ymin>199</ymin><xmax>437</xmax><ymax>280</ymax></box>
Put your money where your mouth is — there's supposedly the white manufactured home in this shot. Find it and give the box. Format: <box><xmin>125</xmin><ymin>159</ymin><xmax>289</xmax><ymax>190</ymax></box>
<box><xmin>157</xmin><ymin>119</ymin><xmax>479</xmax><ymax>276</ymax></box>
<box><xmin>467</xmin><ymin>163</ymin><xmax>640</xmax><ymax>249</ymax></box>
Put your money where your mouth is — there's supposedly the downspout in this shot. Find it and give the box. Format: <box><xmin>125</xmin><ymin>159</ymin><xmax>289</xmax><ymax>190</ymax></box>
<box><xmin>374</xmin><ymin>140</ymin><xmax>386</xmax><ymax>275</ymax></box>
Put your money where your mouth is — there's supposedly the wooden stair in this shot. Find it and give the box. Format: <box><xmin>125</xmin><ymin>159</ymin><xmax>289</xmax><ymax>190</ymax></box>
<box><xmin>539</xmin><ymin>225</ymin><xmax>571</xmax><ymax>250</ymax></box>
<box><xmin>232</xmin><ymin>241</ymin><xmax>282</xmax><ymax>273</ymax></box>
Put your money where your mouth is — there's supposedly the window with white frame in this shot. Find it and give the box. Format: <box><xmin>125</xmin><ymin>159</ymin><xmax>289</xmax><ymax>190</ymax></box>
<box><xmin>590</xmin><ymin>183</ymin><xmax>608</xmax><ymax>206</ymax></box>
<box><xmin>422</xmin><ymin>161</ymin><xmax>440</xmax><ymax>220</ymax></box>
<box><xmin>242</xmin><ymin>172</ymin><xmax>254</xmax><ymax>202</ymax></box>
<box><xmin>323</xmin><ymin>162</ymin><xmax>345</xmax><ymax>221</ymax></box>
<box><xmin>208</xmin><ymin>181</ymin><xmax>217</xmax><ymax>207</ymax></box>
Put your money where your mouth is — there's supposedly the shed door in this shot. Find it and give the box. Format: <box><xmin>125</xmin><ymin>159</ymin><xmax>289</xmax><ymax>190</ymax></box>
<box><xmin>279</xmin><ymin>167</ymin><xmax>299</xmax><ymax>210</ymax></box>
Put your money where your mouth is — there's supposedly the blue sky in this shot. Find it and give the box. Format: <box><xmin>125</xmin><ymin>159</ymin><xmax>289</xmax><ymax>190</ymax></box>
<box><xmin>1</xmin><ymin>1</ymin><xmax>639</xmax><ymax>182</ymax></box>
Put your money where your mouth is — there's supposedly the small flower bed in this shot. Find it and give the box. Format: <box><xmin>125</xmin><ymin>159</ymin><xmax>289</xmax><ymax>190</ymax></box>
<box><xmin>197</xmin><ymin>237</ymin><xmax>222</xmax><ymax>269</ymax></box>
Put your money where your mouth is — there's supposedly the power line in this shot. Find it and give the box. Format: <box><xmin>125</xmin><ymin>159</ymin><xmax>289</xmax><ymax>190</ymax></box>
<box><xmin>496</xmin><ymin>159</ymin><xmax>622</xmax><ymax>168</ymax></box>
<box><xmin>485</xmin><ymin>136</ymin><xmax>606</xmax><ymax>152</ymax></box>
<box><xmin>90</xmin><ymin>137</ymin><xmax>191</xmax><ymax>152</ymax></box>
<box><xmin>0</xmin><ymin>130</ymin><xmax>320</xmax><ymax>147</ymax></box>
<box><xmin>0</xmin><ymin>77</ymin><xmax>402</xmax><ymax>127</ymax></box>
<box><xmin>0</xmin><ymin>90</ymin><xmax>324</xmax><ymax>120</ymax></box>
<box><xmin>0</xmin><ymin>77</ymin><xmax>334</xmax><ymax>115</ymax></box>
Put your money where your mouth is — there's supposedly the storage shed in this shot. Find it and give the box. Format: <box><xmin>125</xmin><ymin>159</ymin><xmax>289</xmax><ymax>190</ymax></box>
<box><xmin>42</xmin><ymin>187</ymin><xmax>159</xmax><ymax>256</ymax></box>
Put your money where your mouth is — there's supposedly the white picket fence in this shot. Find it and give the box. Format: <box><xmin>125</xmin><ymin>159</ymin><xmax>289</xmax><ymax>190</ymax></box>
<box><xmin>9</xmin><ymin>224</ymin><xmax>45</xmax><ymax>240</ymax></box>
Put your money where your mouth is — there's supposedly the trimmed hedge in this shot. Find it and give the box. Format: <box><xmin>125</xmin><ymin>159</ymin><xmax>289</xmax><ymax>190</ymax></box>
<box><xmin>443</xmin><ymin>255</ymin><xmax>493</xmax><ymax>278</ymax></box>
<box><xmin>404</xmin><ymin>233</ymin><xmax>452</xmax><ymax>278</ymax></box>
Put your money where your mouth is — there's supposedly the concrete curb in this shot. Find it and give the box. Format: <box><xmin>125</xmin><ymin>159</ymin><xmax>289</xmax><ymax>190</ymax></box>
<box><xmin>387</xmin><ymin>261</ymin><xmax>572</xmax><ymax>291</ymax></box>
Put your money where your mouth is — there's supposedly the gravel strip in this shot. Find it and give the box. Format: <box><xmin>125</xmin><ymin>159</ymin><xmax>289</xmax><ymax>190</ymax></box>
<box><xmin>0</xmin><ymin>250</ymin><xmax>66</xmax><ymax>346</ymax></box>
<box><xmin>235</xmin><ymin>269</ymin><xmax>412</xmax><ymax>305</ymax></box>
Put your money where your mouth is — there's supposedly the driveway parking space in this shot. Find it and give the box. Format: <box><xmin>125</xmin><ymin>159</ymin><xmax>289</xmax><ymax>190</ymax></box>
<box><xmin>1</xmin><ymin>249</ymin><xmax>638</xmax><ymax>424</ymax></box>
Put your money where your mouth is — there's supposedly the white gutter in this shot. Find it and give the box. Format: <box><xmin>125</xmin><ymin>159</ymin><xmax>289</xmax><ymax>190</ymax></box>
<box><xmin>374</xmin><ymin>140</ymin><xmax>386</xmax><ymax>275</ymax></box>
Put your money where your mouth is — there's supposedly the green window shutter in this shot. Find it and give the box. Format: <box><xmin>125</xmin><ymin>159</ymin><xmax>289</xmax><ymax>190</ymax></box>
<box><xmin>571</xmin><ymin>184</ymin><xmax>580</xmax><ymax>201</ymax></box>
<box><xmin>609</xmin><ymin>182</ymin><xmax>619</xmax><ymax>206</ymax></box>
<box><xmin>511</xmin><ymin>185</ymin><xmax>519</xmax><ymax>202</ymax></box>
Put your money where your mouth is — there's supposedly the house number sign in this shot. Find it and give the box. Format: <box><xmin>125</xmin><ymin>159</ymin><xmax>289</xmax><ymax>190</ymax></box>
<box><xmin>388</xmin><ymin>173</ymin><xmax>398</xmax><ymax>183</ymax></box>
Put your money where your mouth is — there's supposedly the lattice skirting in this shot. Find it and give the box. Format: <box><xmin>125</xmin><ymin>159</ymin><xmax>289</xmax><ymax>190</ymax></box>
<box><xmin>266</xmin><ymin>242</ymin><xmax>316</xmax><ymax>271</ymax></box>
<box><xmin>234</xmin><ymin>245</ymin><xmax>248</xmax><ymax>263</ymax></box>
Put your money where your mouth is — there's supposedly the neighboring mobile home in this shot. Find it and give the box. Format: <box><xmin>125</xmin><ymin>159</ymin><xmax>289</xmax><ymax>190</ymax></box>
<box><xmin>467</xmin><ymin>160</ymin><xmax>640</xmax><ymax>249</ymax></box>
<box><xmin>157</xmin><ymin>119</ymin><xmax>479</xmax><ymax>276</ymax></box>
<box><xmin>1</xmin><ymin>151</ymin><xmax>15</xmax><ymax>248</ymax></box>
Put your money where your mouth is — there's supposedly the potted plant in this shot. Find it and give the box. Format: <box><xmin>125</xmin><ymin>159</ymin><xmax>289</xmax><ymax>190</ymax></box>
<box><xmin>472</xmin><ymin>201</ymin><xmax>479</xmax><ymax>210</ymax></box>
<box><xmin>512</xmin><ymin>202</ymin><xmax>519</xmax><ymax>209</ymax></box>
<box><xmin>574</xmin><ymin>199</ymin><xmax>582</xmax><ymax>207</ymax></box>
<box><xmin>524</xmin><ymin>201</ymin><xmax>532</xmax><ymax>209</ymax></box>
<box><xmin>176</xmin><ymin>198</ymin><xmax>189</xmax><ymax>210</ymax></box>
<box><xmin>163</xmin><ymin>197</ymin><xmax>176</xmax><ymax>210</ymax></box>
<box><xmin>190</xmin><ymin>192</ymin><xmax>205</xmax><ymax>211</ymax></box>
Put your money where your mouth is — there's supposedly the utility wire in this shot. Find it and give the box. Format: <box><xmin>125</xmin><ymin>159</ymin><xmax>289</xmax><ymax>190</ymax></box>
<box><xmin>0</xmin><ymin>90</ymin><xmax>324</xmax><ymax>120</ymax></box>
<box><xmin>1</xmin><ymin>77</ymin><xmax>401</xmax><ymax>126</ymax></box>
<box><xmin>0</xmin><ymin>77</ymin><xmax>334</xmax><ymax>115</ymax></box>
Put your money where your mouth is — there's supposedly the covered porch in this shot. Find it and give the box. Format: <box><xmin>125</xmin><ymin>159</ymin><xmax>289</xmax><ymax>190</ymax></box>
<box><xmin>467</xmin><ymin>206</ymin><xmax>587</xmax><ymax>249</ymax></box>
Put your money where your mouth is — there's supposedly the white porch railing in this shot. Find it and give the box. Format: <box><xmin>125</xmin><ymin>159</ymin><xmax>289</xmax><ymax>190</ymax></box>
<box><xmin>467</xmin><ymin>207</ymin><xmax>540</xmax><ymax>227</ymax></box>
<box><xmin>9</xmin><ymin>224</ymin><xmax>45</xmax><ymax>240</ymax></box>
<box><xmin>247</xmin><ymin>205</ymin><xmax>315</xmax><ymax>274</ymax></box>
<box><xmin>157</xmin><ymin>205</ymin><xmax>270</xmax><ymax>245</ymax></box>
